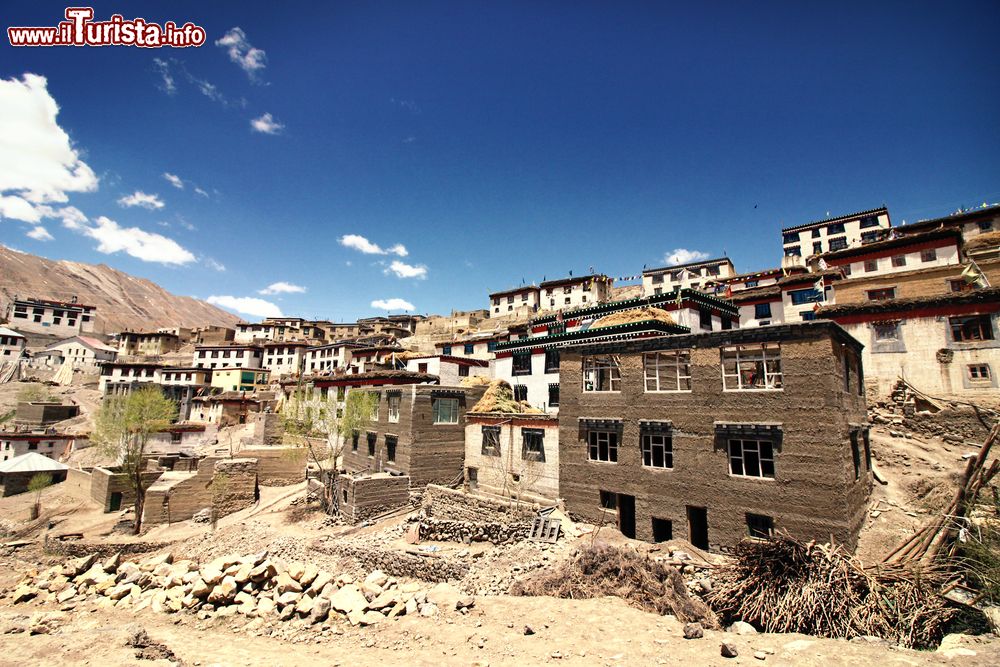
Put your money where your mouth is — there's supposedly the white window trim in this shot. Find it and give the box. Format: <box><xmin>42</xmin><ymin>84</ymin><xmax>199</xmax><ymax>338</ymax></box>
<box><xmin>643</xmin><ymin>351</ymin><xmax>693</xmax><ymax>393</ymax></box>
<box><xmin>721</xmin><ymin>343</ymin><xmax>783</xmax><ymax>391</ymax></box>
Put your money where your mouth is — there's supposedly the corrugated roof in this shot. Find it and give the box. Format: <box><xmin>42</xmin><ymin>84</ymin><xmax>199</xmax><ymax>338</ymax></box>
<box><xmin>0</xmin><ymin>452</ymin><xmax>68</xmax><ymax>474</ymax></box>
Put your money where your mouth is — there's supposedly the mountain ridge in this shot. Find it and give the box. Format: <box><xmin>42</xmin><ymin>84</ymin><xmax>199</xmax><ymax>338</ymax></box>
<box><xmin>0</xmin><ymin>245</ymin><xmax>241</xmax><ymax>334</ymax></box>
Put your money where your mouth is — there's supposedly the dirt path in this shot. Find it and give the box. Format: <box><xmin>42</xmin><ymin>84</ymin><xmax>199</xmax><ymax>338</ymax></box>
<box><xmin>0</xmin><ymin>594</ymin><xmax>995</xmax><ymax>667</ymax></box>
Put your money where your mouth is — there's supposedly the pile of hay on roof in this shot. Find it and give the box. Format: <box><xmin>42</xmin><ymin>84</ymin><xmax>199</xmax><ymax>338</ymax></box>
<box><xmin>592</xmin><ymin>307</ymin><xmax>675</xmax><ymax>329</ymax></box>
<box><xmin>964</xmin><ymin>230</ymin><xmax>1000</xmax><ymax>252</ymax></box>
<box><xmin>460</xmin><ymin>375</ymin><xmax>492</xmax><ymax>387</ymax></box>
<box><xmin>469</xmin><ymin>380</ymin><xmax>543</xmax><ymax>414</ymax></box>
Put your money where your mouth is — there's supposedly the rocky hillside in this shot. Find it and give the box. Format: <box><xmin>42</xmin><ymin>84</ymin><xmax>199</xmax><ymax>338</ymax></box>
<box><xmin>0</xmin><ymin>246</ymin><xmax>240</xmax><ymax>333</ymax></box>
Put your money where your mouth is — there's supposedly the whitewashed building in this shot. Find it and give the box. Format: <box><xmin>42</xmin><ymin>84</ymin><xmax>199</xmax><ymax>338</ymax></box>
<box><xmin>404</xmin><ymin>355</ymin><xmax>489</xmax><ymax>385</ymax></box>
<box><xmin>261</xmin><ymin>341</ymin><xmax>309</xmax><ymax>377</ymax></box>
<box><xmin>465</xmin><ymin>413</ymin><xmax>560</xmax><ymax>503</ymax></box>
<box><xmin>489</xmin><ymin>286</ymin><xmax>541</xmax><ymax>318</ymax></box>
<box><xmin>782</xmin><ymin>207</ymin><xmax>891</xmax><ymax>259</ymax></box>
<box><xmin>3</xmin><ymin>297</ymin><xmax>97</xmax><ymax>337</ymax></box>
<box><xmin>193</xmin><ymin>344</ymin><xmax>263</xmax><ymax>370</ymax></box>
<box><xmin>98</xmin><ymin>361</ymin><xmax>165</xmax><ymax>394</ymax></box>
<box><xmin>39</xmin><ymin>336</ymin><xmax>118</xmax><ymax>369</ymax></box>
<box><xmin>0</xmin><ymin>327</ymin><xmax>26</xmax><ymax>361</ymax></box>
<box><xmin>538</xmin><ymin>274</ymin><xmax>613</xmax><ymax>311</ymax></box>
<box><xmin>642</xmin><ymin>258</ymin><xmax>736</xmax><ymax>296</ymax></box>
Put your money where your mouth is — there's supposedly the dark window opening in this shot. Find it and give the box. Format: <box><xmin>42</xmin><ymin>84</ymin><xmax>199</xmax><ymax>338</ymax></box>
<box><xmin>522</xmin><ymin>429</ymin><xmax>545</xmax><ymax>462</ymax></box>
<box><xmin>746</xmin><ymin>513</ymin><xmax>774</xmax><ymax>539</ymax></box>
<box><xmin>652</xmin><ymin>518</ymin><xmax>673</xmax><ymax>543</ymax></box>
<box><xmin>481</xmin><ymin>426</ymin><xmax>500</xmax><ymax>456</ymax></box>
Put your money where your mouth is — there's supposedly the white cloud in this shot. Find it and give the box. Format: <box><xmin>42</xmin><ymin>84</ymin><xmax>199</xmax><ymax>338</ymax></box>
<box><xmin>79</xmin><ymin>216</ymin><xmax>195</xmax><ymax>265</ymax></box>
<box><xmin>663</xmin><ymin>248</ymin><xmax>711</xmax><ymax>266</ymax></box>
<box><xmin>118</xmin><ymin>191</ymin><xmax>165</xmax><ymax>210</ymax></box>
<box><xmin>0</xmin><ymin>74</ymin><xmax>98</xmax><ymax>221</ymax></box>
<box><xmin>207</xmin><ymin>295</ymin><xmax>282</xmax><ymax>318</ymax></box>
<box><xmin>371</xmin><ymin>298</ymin><xmax>415</xmax><ymax>311</ymax></box>
<box><xmin>339</xmin><ymin>234</ymin><xmax>408</xmax><ymax>257</ymax></box>
<box><xmin>250</xmin><ymin>112</ymin><xmax>284</xmax><ymax>135</ymax></box>
<box><xmin>203</xmin><ymin>257</ymin><xmax>226</xmax><ymax>272</ymax></box>
<box><xmin>194</xmin><ymin>186</ymin><xmax>209</xmax><ymax>198</ymax></box>
<box><xmin>152</xmin><ymin>58</ymin><xmax>176</xmax><ymax>95</ymax></box>
<box><xmin>26</xmin><ymin>225</ymin><xmax>53</xmax><ymax>241</ymax></box>
<box><xmin>385</xmin><ymin>260</ymin><xmax>427</xmax><ymax>279</ymax></box>
<box><xmin>163</xmin><ymin>172</ymin><xmax>184</xmax><ymax>189</ymax></box>
<box><xmin>215</xmin><ymin>28</ymin><xmax>267</xmax><ymax>78</ymax></box>
<box><xmin>258</xmin><ymin>281</ymin><xmax>306</xmax><ymax>295</ymax></box>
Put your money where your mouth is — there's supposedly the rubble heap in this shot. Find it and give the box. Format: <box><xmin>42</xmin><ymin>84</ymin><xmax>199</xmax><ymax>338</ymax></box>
<box><xmin>8</xmin><ymin>551</ymin><xmax>475</xmax><ymax>626</ymax></box>
<box><xmin>468</xmin><ymin>380</ymin><xmax>543</xmax><ymax>414</ymax></box>
<box><xmin>592</xmin><ymin>307</ymin><xmax>675</xmax><ymax>329</ymax></box>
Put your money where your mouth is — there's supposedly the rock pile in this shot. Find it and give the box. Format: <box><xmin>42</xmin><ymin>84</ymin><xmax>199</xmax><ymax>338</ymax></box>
<box><xmin>8</xmin><ymin>551</ymin><xmax>474</xmax><ymax>627</ymax></box>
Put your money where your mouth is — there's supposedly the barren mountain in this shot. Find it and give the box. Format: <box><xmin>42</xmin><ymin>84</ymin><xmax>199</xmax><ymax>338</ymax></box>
<box><xmin>0</xmin><ymin>245</ymin><xmax>240</xmax><ymax>333</ymax></box>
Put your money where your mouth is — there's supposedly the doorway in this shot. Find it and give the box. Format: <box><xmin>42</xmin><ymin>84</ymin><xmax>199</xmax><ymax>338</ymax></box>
<box><xmin>687</xmin><ymin>506</ymin><xmax>708</xmax><ymax>551</ymax></box>
<box><xmin>618</xmin><ymin>494</ymin><xmax>636</xmax><ymax>539</ymax></box>
<box><xmin>109</xmin><ymin>492</ymin><xmax>123</xmax><ymax>512</ymax></box>
<box><xmin>652</xmin><ymin>517</ymin><xmax>673</xmax><ymax>543</ymax></box>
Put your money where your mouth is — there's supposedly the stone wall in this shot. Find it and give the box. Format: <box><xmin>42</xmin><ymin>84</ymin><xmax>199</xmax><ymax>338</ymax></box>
<box><xmin>212</xmin><ymin>458</ymin><xmax>259</xmax><ymax>518</ymax></box>
<box><xmin>14</xmin><ymin>401</ymin><xmax>79</xmax><ymax>428</ymax></box>
<box><xmin>337</xmin><ymin>473</ymin><xmax>410</xmax><ymax>524</ymax></box>
<box><xmin>63</xmin><ymin>468</ymin><xmax>93</xmax><ymax>498</ymax></box>
<box><xmin>423</xmin><ymin>484</ymin><xmax>541</xmax><ymax>523</ymax></box>
<box><xmin>144</xmin><ymin>456</ymin><xmax>258</xmax><ymax>524</ymax></box>
<box><xmin>417</xmin><ymin>517</ymin><xmax>530</xmax><ymax>545</ymax></box>
<box><xmin>834</xmin><ymin>259</ymin><xmax>1000</xmax><ymax>304</ymax></box>
<box><xmin>321</xmin><ymin>542</ymin><xmax>469</xmax><ymax>583</ymax></box>
<box><xmin>90</xmin><ymin>467</ymin><xmax>164</xmax><ymax>512</ymax></box>
<box><xmin>250</xmin><ymin>412</ymin><xmax>285</xmax><ymax>446</ymax></box>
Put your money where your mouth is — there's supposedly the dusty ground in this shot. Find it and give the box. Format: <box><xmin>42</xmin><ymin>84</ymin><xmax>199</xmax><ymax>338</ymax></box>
<box><xmin>0</xmin><ymin>589</ymin><xmax>996</xmax><ymax>666</ymax></box>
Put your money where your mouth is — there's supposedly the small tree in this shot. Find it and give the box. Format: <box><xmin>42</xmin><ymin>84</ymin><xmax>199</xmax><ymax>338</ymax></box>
<box><xmin>283</xmin><ymin>382</ymin><xmax>376</xmax><ymax>514</ymax></box>
<box><xmin>92</xmin><ymin>386</ymin><xmax>176</xmax><ymax>534</ymax></box>
<box><xmin>27</xmin><ymin>473</ymin><xmax>52</xmax><ymax>520</ymax></box>
<box><xmin>18</xmin><ymin>384</ymin><xmax>53</xmax><ymax>403</ymax></box>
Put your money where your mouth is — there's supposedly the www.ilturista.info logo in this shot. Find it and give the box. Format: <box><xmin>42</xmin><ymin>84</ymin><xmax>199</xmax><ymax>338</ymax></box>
<box><xmin>8</xmin><ymin>7</ymin><xmax>206</xmax><ymax>48</ymax></box>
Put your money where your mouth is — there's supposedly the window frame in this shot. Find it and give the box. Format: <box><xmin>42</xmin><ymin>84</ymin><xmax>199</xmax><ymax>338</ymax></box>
<box><xmin>583</xmin><ymin>355</ymin><xmax>622</xmax><ymax>393</ymax></box>
<box><xmin>641</xmin><ymin>432</ymin><xmax>673</xmax><ymax>469</ymax></box>
<box><xmin>432</xmin><ymin>397</ymin><xmax>460</xmax><ymax>424</ymax></box>
<box><xmin>481</xmin><ymin>426</ymin><xmax>501</xmax><ymax>456</ymax></box>
<box><xmin>950</xmin><ymin>314</ymin><xmax>995</xmax><ymax>342</ymax></box>
<box><xmin>521</xmin><ymin>428</ymin><xmax>545</xmax><ymax>462</ymax></box>
<box><xmin>728</xmin><ymin>438</ymin><xmax>776</xmax><ymax>479</ymax></box>
<box><xmin>587</xmin><ymin>429</ymin><xmax>619</xmax><ymax>463</ymax></box>
<box><xmin>643</xmin><ymin>350</ymin><xmax>692</xmax><ymax>393</ymax></box>
<box><xmin>512</xmin><ymin>352</ymin><xmax>532</xmax><ymax>376</ymax></box>
<box><xmin>387</xmin><ymin>394</ymin><xmax>400</xmax><ymax>423</ymax></box>
<box><xmin>721</xmin><ymin>343</ymin><xmax>783</xmax><ymax>391</ymax></box>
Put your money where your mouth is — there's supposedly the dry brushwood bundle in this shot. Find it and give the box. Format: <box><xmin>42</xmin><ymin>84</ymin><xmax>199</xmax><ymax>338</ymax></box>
<box><xmin>510</xmin><ymin>543</ymin><xmax>718</xmax><ymax>627</ymax></box>
<box><xmin>707</xmin><ymin>536</ymin><xmax>956</xmax><ymax>648</ymax></box>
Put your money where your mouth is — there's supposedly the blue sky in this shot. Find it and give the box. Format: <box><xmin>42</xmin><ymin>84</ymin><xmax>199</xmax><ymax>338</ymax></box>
<box><xmin>1</xmin><ymin>1</ymin><xmax>998</xmax><ymax>321</ymax></box>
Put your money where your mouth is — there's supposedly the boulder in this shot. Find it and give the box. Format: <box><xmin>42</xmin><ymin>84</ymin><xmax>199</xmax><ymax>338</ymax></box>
<box><xmin>367</xmin><ymin>589</ymin><xmax>401</xmax><ymax>611</ymax></box>
<box><xmin>684</xmin><ymin>623</ymin><xmax>704</xmax><ymax>639</ymax></box>
<box><xmin>287</xmin><ymin>561</ymin><xmax>306</xmax><ymax>582</ymax></box>
<box><xmin>299</xmin><ymin>564</ymin><xmax>319</xmax><ymax>588</ymax></box>
<box><xmin>309</xmin><ymin>597</ymin><xmax>331</xmax><ymax>624</ymax></box>
<box><xmin>68</xmin><ymin>554</ymin><xmax>97</xmax><ymax>577</ymax></box>
<box><xmin>12</xmin><ymin>585</ymin><xmax>36</xmax><ymax>604</ymax></box>
<box><xmin>275</xmin><ymin>572</ymin><xmax>302</xmax><ymax>595</ymax></box>
<box><xmin>308</xmin><ymin>571</ymin><xmax>333</xmax><ymax>595</ymax></box>
<box><xmin>295</xmin><ymin>595</ymin><xmax>315</xmax><ymax>617</ymax></box>
<box><xmin>206</xmin><ymin>576</ymin><xmax>238</xmax><ymax>604</ymax></box>
<box><xmin>728</xmin><ymin>621</ymin><xmax>757</xmax><ymax>635</ymax></box>
<box><xmin>419</xmin><ymin>602</ymin><xmax>438</xmax><ymax>617</ymax></box>
<box><xmin>277</xmin><ymin>591</ymin><xmax>301</xmax><ymax>608</ymax></box>
<box><xmin>426</xmin><ymin>582</ymin><xmax>460</xmax><ymax>609</ymax></box>
<box><xmin>721</xmin><ymin>643</ymin><xmax>739</xmax><ymax>659</ymax></box>
<box><xmin>257</xmin><ymin>597</ymin><xmax>276</xmax><ymax>616</ymax></box>
<box><xmin>233</xmin><ymin>562</ymin><xmax>253</xmax><ymax>585</ymax></box>
<box><xmin>200</xmin><ymin>567</ymin><xmax>225</xmax><ymax>586</ymax></box>
<box><xmin>364</xmin><ymin>570</ymin><xmax>388</xmax><ymax>587</ymax></box>
<box><xmin>329</xmin><ymin>584</ymin><xmax>368</xmax><ymax>616</ymax></box>
<box><xmin>56</xmin><ymin>586</ymin><xmax>77</xmax><ymax>604</ymax></box>
<box><xmin>455</xmin><ymin>596</ymin><xmax>475</xmax><ymax>610</ymax></box>
<box><xmin>101</xmin><ymin>552</ymin><xmax>121</xmax><ymax>573</ymax></box>
<box><xmin>359</xmin><ymin>610</ymin><xmax>384</xmax><ymax>626</ymax></box>
<box><xmin>191</xmin><ymin>578</ymin><xmax>212</xmax><ymax>598</ymax></box>
<box><xmin>360</xmin><ymin>581</ymin><xmax>383</xmax><ymax>601</ymax></box>
<box><xmin>249</xmin><ymin>560</ymin><xmax>276</xmax><ymax>582</ymax></box>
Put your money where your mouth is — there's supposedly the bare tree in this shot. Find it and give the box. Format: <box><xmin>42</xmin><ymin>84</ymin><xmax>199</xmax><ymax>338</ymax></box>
<box><xmin>92</xmin><ymin>386</ymin><xmax>176</xmax><ymax>534</ymax></box>
<box><xmin>27</xmin><ymin>472</ymin><xmax>52</xmax><ymax>520</ymax></box>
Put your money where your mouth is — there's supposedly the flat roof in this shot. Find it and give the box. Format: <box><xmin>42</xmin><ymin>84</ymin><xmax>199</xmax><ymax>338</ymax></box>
<box><xmin>820</xmin><ymin>227</ymin><xmax>960</xmax><ymax>262</ymax></box>
<box><xmin>781</xmin><ymin>206</ymin><xmax>888</xmax><ymax>234</ymax></box>
<box><xmin>642</xmin><ymin>257</ymin><xmax>733</xmax><ymax>276</ymax></box>
<box><xmin>539</xmin><ymin>274</ymin><xmax>610</xmax><ymax>289</ymax></box>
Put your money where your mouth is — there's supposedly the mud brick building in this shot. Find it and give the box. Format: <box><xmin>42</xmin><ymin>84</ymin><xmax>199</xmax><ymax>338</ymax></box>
<box><xmin>557</xmin><ymin>320</ymin><xmax>871</xmax><ymax>552</ymax></box>
<box><xmin>342</xmin><ymin>384</ymin><xmax>485</xmax><ymax>488</ymax></box>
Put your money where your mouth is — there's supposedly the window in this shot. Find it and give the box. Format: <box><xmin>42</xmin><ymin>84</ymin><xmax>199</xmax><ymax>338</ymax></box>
<box><xmin>788</xmin><ymin>288</ymin><xmax>822</xmax><ymax>306</ymax></box>
<box><xmin>432</xmin><ymin>397</ymin><xmax>460</xmax><ymax>424</ymax></box>
<box><xmin>842</xmin><ymin>264</ymin><xmax>852</xmax><ymax>276</ymax></box>
<box><xmin>867</xmin><ymin>287</ymin><xmax>896</xmax><ymax>301</ymax></box>
<box><xmin>481</xmin><ymin>426</ymin><xmax>500</xmax><ymax>456</ymax></box>
<box><xmin>921</xmin><ymin>248</ymin><xmax>937</xmax><ymax>262</ymax></box>
<box><xmin>643</xmin><ymin>351</ymin><xmax>692</xmax><ymax>392</ymax></box>
<box><xmin>978</xmin><ymin>220</ymin><xmax>994</xmax><ymax>232</ymax></box>
<box><xmin>487</xmin><ymin>341</ymin><xmax>497</xmax><ymax>352</ymax></box>
<box><xmin>785</xmin><ymin>246</ymin><xmax>801</xmax><ymax>257</ymax></box>
<box><xmin>861</xmin><ymin>231</ymin><xmax>880</xmax><ymax>244</ymax></box>
<box><xmin>388</xmin><ymin>395</ymin><xmax>400</xmax><ymax>423</ymax></box>
<box><xmin>699</xmin><ymin>309</ymin><xmax>712</xmax><ymax>330</ymax></box>
<box><xmin>588</xmin><ymin>430</ymin><xmax>619</xmax><ymax>462</ymax></box>
<box><xmin>950</xmin><ymin>314</ymin><xmax>994</xmax><ymax>342</ymax></box>
<box><xmin>522</xmin><ymin>429</ymin><xmax>545</xmax><ymax>462</ymax></box>
<box><xmin>722</xmin><ymin>343</ymin><xmax>782</xmax><ymax>390</ymax></box>
<box><xmin>891</xmin><ymin>255</ymin><xmax>907</xmax><ymax>268</ymax></box>
<box><xmin>512</xmin><ymin>353</ymin><xmax>532</xmax><ymax>376</ymax></box>
<box><xmin>641</xmin><ymin>433</ymin><xmax>673</xmax><ymax>469</ymax></box>
<box><xmin>513</xmin><ymin>385</ymin><xmax>528</xmax><ymax>402</ymax></box>
<box><xmin>744</xmin><ymin>280</ymin><xmax>758</xmax><ymax>288</ymax></box>
<box><xmin>859</xmin><ymin>214</ymin><xmax>880</xmax><ymax>229</ymax></box>
<box><xmin>828</xmin><ymin>237</ymin><xmax>847</xmax><ymax>251</ymax></box>
<box><xmin>547</xmin><ymin>384</ymin><xmax>560</xmax><ymax>407</ymax></box>
<box><xmin>464</xmin><ymin>343</ymin><xmax>475</xmax><ymax>355</ymax></box>
<box><xmin>782</xmin><ymin>232</ymin><xmax>799</xmax><ymax>245</ymax></box>
<box><xmin>442</xmin><ymin>345</ymin><xmax>452</xmax><ymax>356</ymax></box>
<box><xmin>754</xmin><ymin>303</ymin><xmax>772</xmax><ymax>320</ymax></box>
<box><xmin>385</xmin><ymin>436</ymin><xmax>397</xmax><ymax>463</ymax></box>
<box><xmin>599</xmin><ymin>490</ymin><xmax>617</xmax><ymax>510</ymax></box>
<box><xmin>351</xmin><ymin>431</ymin><xmax>359</xmax><ymax>451</ymax></box>
<box><xmin>827</xmin><ymin>222</ymin><xmax>845</xmax><ymax>235</ymax></box>
<box><xmin>418</xmin><ymin>363</ymin><xmax>428</xmax><ymax>373</ymax></box>
<box><xmin>367</xmin><ymin>432</ymin><xmax>376</xmax><ymax>457</ymax></box>
<box><xmin>968</xmin><ymin>364</ymin><xmax>992</xmax><ymax>381</ymax></box>
<box><xmin>812</xmin><ymin>242</ymin><xmax>822</xmax><ymax>255</ymax></box>
<box><xmin>812</xmin><ymin>228</ymin><xmax>821</xmax><ymax>238</ymax></box>
<box><xmin>864</xmin><ymin>259</ymin><xmax>878</xmax><ymax>272</ymax></box>
<box><xmin>652</xmin><ymin>274</ymin><xmax>663</xmax><ymax>284</ymax></box>
<box><xmin>370</xmin><ymin>396</ymin><xmax>379</xmax><ymax>421</ymax></box>
<box><xmin>728</xmin><ymin>439</ymin><xmax>775</xmax><ymax>478</ymax></box>
<box><xmin>746</xmin><ymin>514</ymin><xmax>774</xmax><ymax>539</ymax></box>
<box><xmin>950</xmin><ymin>279</ymin><xmax>973</xmax><ymax>293</ymax></box>
<box><xmin>873</xmin><ymin>322</ymin><xmax>900</xmax><ymax>341</ymax></box>
<box><xmin>544</xmin><ymin>349</ymin><xmax>560</xmax><ymax>373</ymax></box>
<box><xmin>583</xmin><ymin>355</ymin><xmax>621</xmax><ymax>392</ymax></box>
